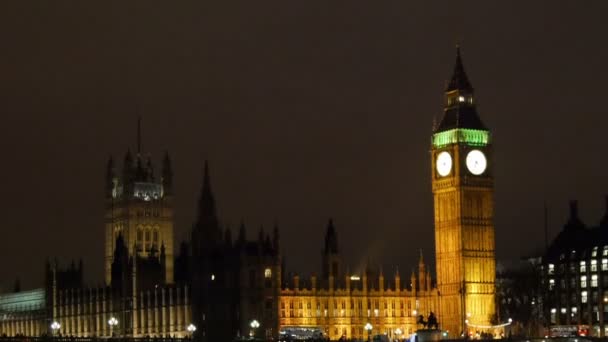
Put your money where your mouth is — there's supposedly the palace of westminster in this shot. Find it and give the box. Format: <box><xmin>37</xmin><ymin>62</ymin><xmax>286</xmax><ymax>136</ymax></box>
<box><xmin>0</xmin><ymin>49</ymin><xmax>499</xmax><ymax>341</ymax></box>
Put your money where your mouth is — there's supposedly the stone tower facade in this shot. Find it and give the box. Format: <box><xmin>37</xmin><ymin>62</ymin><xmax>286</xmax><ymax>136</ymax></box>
<box><xmin>104</xmin><ymin>125</ymin><xmax>174</xmax><ymax>286</ymax></box>
<box><xmin>431</xmin><ymin>47</ymin><xmax>496</xmax><ymax>337</ymax></box>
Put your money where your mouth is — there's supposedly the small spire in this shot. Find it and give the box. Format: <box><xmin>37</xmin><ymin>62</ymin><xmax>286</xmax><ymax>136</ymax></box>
<box><xmin>324</xmin><ymin>218</ymin><xmax>338</xmax><ymax>254</ymax></box>
<box><xmin>238</xmin><ymin>221</ymin><xmax>246</xmax><ymax>242</ymax></box>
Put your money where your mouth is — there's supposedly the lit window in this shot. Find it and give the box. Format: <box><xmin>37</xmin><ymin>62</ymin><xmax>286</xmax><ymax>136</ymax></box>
<box><xmin>549</xmin><ymin>279</ymin><xmax>555</xmax><ymax>290</ymax></box>
<box><xmin>374</xmin><ymin>309</ymin><xmax>379</xmax><ymax>317</ymax></box>
<box><xmin>592</xmin><ymin>275</ymin><xmax>598</xmax><ymax>287</ymax></box>
<box><xmin>548</xmin><ymin>264</ymin><xmax>555</xmax><ymax>274</ymax></box>
<box><xmin>581</xmin><ymin>276</ymin><xmax>587</xmax><ymax>288</ymax></box>
<box><xmin>211</xmin><ymin>274</ymin><xmax>215</xmax><ymax>281</ymax></box>
<box><xmin>591</xmin><ymin>259</ymin><xmax>598</xmax><ymax>272</ymax></box>
<box><xmin>572</xmin><ymin>307</ymin><xmax>577</xmax><ymax>313</ymax></box>
<box><xmin>582</xmin><ymin>291</ymin><xmax>588</xmax><ymax>303</ymax></box>
<box><xmin>592</xmin><ymin>247</ymin><xmax>598</xmax><ymax>257</ymax></box>
<box><xmin>561</xmin><ymin>308</ymin><xmax>567</xmax><ymax>314</ymax></box>
<box><xmin>604</xmin><ymin>246</ymin><xmax>608</xmax><ymax>256</ymax></box>
<box><xmin>602</xmin><ymin>259</ymin><xmax>608</xmax><ymax>271</ymax></box>
<box><xmin>580</xmin><ymin>261</ymin><xmax>587</xmax><ymax>273</ymax></box>
<box><xmin>458</xmin><ymin>96</ymin><xmax>465</xmax><ymax>102</ymax></box>
<box><xmin>264</xmin><ymin>268</ymin><xmax>272</xmax><ymax>278</ymax></box>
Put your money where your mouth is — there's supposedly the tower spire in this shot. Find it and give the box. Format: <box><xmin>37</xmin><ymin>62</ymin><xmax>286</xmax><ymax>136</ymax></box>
<box><xmin>447</xmin><ymin>45</ymin><xmax>473</xmax><ymax>92</ymax></box>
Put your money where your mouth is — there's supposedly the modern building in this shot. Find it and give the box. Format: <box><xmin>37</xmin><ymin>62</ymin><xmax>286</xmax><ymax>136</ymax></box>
<box><xmin>0</xmin><ymin>47</ymin><xmax>497</xmax><ymax>340</ymax></box>
<box><xmin>541</xmin><ymin>199</ymin><xmax>608</xmax><ymax>337</ymax></box>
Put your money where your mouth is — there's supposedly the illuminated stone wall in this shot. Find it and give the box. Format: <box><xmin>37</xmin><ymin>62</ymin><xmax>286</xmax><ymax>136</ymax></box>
<box><xmin>279</xmin><ymin>267</ymin><xmax>439</xmax><ymax>340</ymax></box>
<box><xmin>50</xmin><ymin>285</ymin><xmax>191</xmax><ymax>338</ymax></box>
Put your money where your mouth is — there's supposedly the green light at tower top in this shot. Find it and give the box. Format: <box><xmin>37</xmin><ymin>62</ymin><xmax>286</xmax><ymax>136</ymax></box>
<box><xmin>432</xmin><ymin>128</ymin><xmax>490</xmax><ymax>148</ymax></box>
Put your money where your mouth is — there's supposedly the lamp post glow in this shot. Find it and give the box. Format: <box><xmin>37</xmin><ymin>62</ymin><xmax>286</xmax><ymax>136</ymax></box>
<box><xmin>365</xmin><ymin>323</ymin><xmax>373</xmax><ymax>341</ymax></box>
<box><xmin>187</xmin><ymin>323</ymin><xmax>197</xmax><ymax>337</ymax></box>
<box><xmin>250</xmin><ymin>319</ymin><xmax>260</xmax><ymax>337</ymax></box>
<box><xmin>395</xmin><ymin>328</ymin><xmax>402</xmax><ymax>341</ymax></box>
<box><xmin>108</xmin><ymin>317</ymin><xmax>118</xmax><ymax>337</ymax></box>
<box><xmin>51</xmin><ymin>321</ymin><xmax>61</xmax><ymax>336</ymax></box>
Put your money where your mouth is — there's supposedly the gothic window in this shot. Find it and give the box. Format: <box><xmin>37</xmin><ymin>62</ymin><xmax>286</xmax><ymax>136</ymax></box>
<box><xmin>581</xmin><ymin>276</ymin><xmax>587</xmax><ymax>288</ymax></box>
<box><xmin>153</xmin><ymin>230</ymin><xmax>159</xmax><ymax>243</ymax></box>
<box><xmin>580</xmin><ymin>261</ymin><xmax>587</xmax><ymax>273</ymax></box>
<box><xmin>264</xmin><ymin>268</ymin><xmax>272</xmax><ymax>278</ymax></box>
<box><xmin>602</xmin><ymin>259</ymin><xmax>608</xmax><ymax>271</ymax></box>
<box><xmin>549</xmin><ymin>279</ymin><xmax>555</xmax><ymax>290</ymax></box>
<box><xmin>592</xmin><ymin>247</ymin><xmax>599</xmax><ymax>257</ymax></box>
<box><xmin>548</xmin><ymin>264</ymin><xmax>555</xmax><ymax>274</ymax></box>
<box><xmin>604</xmin><ymin>246</ymin><xmax>608</xmax><ymax>256</ymax></box>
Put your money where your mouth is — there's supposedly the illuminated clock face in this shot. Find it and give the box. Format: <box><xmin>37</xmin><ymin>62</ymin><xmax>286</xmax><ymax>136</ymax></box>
<box><xmin>436</xmin><ymin>151</ymin><xmax>452</xmax><ymax>177</ymax></box>
<box><xmin>466</xmin><ymin>150</ymin><xmax>487</xmax><ymax>175</ymax></box>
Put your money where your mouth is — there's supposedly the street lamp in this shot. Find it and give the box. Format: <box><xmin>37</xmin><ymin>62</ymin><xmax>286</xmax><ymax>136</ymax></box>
<box><xmin>187</xmin><ymin>323</ymin><xmax>197</xmax><ymax>337</ymax></box>
<box><xmin>50</xmin><ymin>321</ymin><xmax>61</xmax><ymax>336</ymax></box>
<box><xmin>108</xmin><ymin>316</ymin><xmax>118</xmax><ymax>337</ymax></box>
<box><xmin>395</xmin><ymin>328</ymin><xmax>403</xmax><ymax>342</ymax></box>
<box><xmin>250</xmin><ymin>319</ymin><xmax>260</xmax><ymax>337</ymax></box>
<box><xmin>365</xmin><ymin>323</ymin><xmax>373</xmax><ymax>341</ymax></box>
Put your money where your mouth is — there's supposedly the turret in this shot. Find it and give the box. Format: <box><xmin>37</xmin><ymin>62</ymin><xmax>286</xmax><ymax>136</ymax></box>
<box><xmin>272</xmin><ymin>223</ymin><xmax>280</xmax><ymax>254</ymax></box>
<box><xmin>418</xmin><ymin>251</ymin><xmax>426</xmax><ymax>291</ymax></box>
<box><xmin>224</xmin><ymin>226</ymin><xmax>233</xmax><ymax>248</ymax></box>
<box><xmin>193</xmin><ymin>161</ymin><xmax>221</xmax><ymax>246</ymax></box>
<box><xmin>123</xmin><ymin>150</ymin><xmax>134</xmax><ymax>196</ymax></box>
<box><xmin>145</xmin><ymin>155</ymin><xmax>155</xmax><ymax>182</ymax></box>
<box><xmin>410</xmin><ymin>270</ymin><xmax>416</xmax><ymax>294</ymax></box>
<box><xmin>162</xmin><ymin>151</ymin><xmax>173</xmax><ymax>196</ymax></box>
<box><xmin>395</xmin><ymin>267</ymin><xmax>401</xmax><ymax>291</ymax></box>
<box><xmin>322</xmin><ymin>219</ymin><xmax>341</xmax><ymax>279</ymax></box>
<box><xmin>565</xmin><ymin>200</ymin><xmax>585</xmax><ymax>230</ymax></box>
<box><xmin>106</xmin><ymin>156</ymin><xmax>116</xmax><ymax>198</ymax></box>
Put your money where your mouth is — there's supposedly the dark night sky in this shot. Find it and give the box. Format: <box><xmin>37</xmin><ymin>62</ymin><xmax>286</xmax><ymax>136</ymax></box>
<box><xmin>2</xmin><ymin>1</ymin><xmax>608</xmax><ymax>290</ymax></box>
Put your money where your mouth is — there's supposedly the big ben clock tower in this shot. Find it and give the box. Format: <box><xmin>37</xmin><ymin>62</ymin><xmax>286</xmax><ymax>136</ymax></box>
<box><xmin>432</xmin><ymin>47</ymin><xmax>496</xmax><ymax>337</ymax></box>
